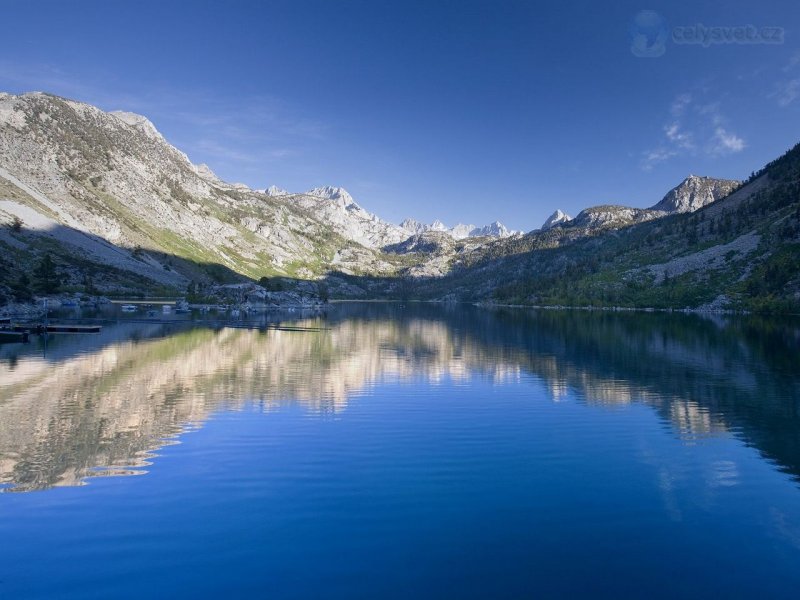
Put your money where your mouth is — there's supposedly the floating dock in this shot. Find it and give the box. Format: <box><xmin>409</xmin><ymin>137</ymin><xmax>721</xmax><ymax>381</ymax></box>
<box><xmin>0</xmin><ymin>330</ymin><xmax>29</xmax><ymax>343</ymax></box>
<box><xmin>11</xmin><ymin>324</ymin><xmax>102</xmax><ymax>334</ymax></box>
<box><xmin>45</xmin><ymin>324</ymin><xmax>103</xmax><ymax>333</ymax></box>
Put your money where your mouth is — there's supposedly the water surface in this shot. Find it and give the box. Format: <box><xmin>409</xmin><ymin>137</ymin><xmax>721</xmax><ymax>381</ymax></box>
<box><xmin>1</xmin><ymin>304</ymin><xmax>799</xmax><ymax>598</ymax></box>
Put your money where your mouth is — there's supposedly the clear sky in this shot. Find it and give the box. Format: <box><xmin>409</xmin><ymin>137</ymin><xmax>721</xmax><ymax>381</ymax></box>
<box><xmin>1</xmin><ymin>0</ymin><xmax>799</xmax><ymax>231</ymax></box>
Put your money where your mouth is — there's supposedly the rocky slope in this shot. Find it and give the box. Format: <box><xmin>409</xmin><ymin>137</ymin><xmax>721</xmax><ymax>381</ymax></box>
<box><xmin>1</xmin><ymin>91</ymin><xmax>794</xmax><ymax>312</ymax></box>
<box><xmin>416</xmin><ymin>144</ymin><xmax>800</xmax><ymax>312</ymax></box>
<box><xmin>652</xmin><ymin>174</ymin><xmax>740</xmax><ymax>213</ymax></box>
<box><xmin>0</xmin><ymin>93</ymin><xmax>529</xmax><ymax>299</ymax></box>
<box><xmin>0</xmin><ymin>92</ymin><xmax>442</xmax><ymax>294</ymax></box>
<box><xmin>281</xmin><ymin>185</ymin><xmax>410</xmax><ymax>249</ymax></box>
<box><xmin>0</xmin><ymin>93</ymin><xmax>371</xmax><ymax>286</ymax></box>
<box><xmin>559</xmin><ymin>175</ymin><xmax>740</xmax><ymax>232</ymax></box>
<box><xmin>405</xmin><ymin>173</ymin><xmax>742</xmax><ymax>286</ymax></box>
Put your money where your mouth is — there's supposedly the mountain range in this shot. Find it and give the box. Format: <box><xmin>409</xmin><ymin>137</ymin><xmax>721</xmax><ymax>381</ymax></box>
<box><xmin>0</xmin><ymin>91</ymin><xmax>798</xmax><ymax>312</ymax></box>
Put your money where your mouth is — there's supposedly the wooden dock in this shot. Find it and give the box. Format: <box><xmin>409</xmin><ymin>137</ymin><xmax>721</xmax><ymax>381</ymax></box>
<box><xmin>0</xmin><ymin>330</ymin><xmax>29</xmax><ymax>343</ymax></box>
<box><xmin>46</xmin><ymin>324</ymin><xmax>102</xmax><ymax>333</ymax></box>
<box><xmin>11</xmin><ymin>324</ymin><xmax>102</xmax><ymax>334</ymax></box>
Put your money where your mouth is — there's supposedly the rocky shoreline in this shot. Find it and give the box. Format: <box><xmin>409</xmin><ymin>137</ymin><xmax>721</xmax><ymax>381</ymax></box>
<box><xmin>0</xmin><ymin>283</ymin><xmax>328</xmax><ymax>320</ymax></box>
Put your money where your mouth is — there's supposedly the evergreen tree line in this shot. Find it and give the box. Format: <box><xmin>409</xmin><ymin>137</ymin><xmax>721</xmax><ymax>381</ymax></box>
<box><xmin>5</xmin><ymin>253</ymin><xmax>61</xmax><ymax>303</ymax></box>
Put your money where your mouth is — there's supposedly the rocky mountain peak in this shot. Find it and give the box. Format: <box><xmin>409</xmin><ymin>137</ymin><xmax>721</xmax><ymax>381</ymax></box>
<box><xmin>651</xmin><ymin>175</ymin><xmax>740</xmax><ymax>214</ymax></box>
<box><xmin>306</xmin><ymin>186</ymin><xmax>356</xmax><ymax>207</ymax></box>
<box><xmin>399</xmin><ymin>218</ymin><xmax>425</xmax><ymax>234</ymax></box>
<box><xmin>266</xmin><ymin>185</ymin><xmax>289</xmax><ymax>197</ymax></box>
<box><xmin>472</xmin><ymin>221</ymin><xmax>517</xmax><ymax>238</ymax></box>
<box><xmin>541</xmin><ymin>209</ymin><xmax>572</xmax><ymax>230</ymax></box>
<box><xmin>399</xmin><ymin>218</ymin><xmax>517</xmax><ymax>239</ymax></box>
<box><xmin>450</xmin><ymin>223</ymin><xmax>477</xmax><ymax>239</ymax></box>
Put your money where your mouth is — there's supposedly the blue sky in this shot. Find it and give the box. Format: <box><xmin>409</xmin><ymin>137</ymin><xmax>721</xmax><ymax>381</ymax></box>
<box><xmin>1</xmin><ymin>0</ymin><xmax>799</xmax><ymax>232</ymax></box>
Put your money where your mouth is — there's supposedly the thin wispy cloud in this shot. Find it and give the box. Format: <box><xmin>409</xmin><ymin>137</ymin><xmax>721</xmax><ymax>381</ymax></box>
<box><xmin>775</xmin><ymin>80</ymin><xmax>800</xmax><ymax>107</ymax></box>
<box><xmin>641</xmin><ymin>147</ymin><xmax>678</xmax><ymax>171</ymax></box>
<box><xmin>192</xmin><ymin>139</ymin><xmax>297</xmax><ymax>165</ymax></box>
<box><xmin>664</xmin><ymin>123</ymin><xmax>694</xmax><ymax>150</ymax></box>
<box><xmin>771</xmin><ymin>51</ymin><xmax>800</xmax><ymax>107</ymax></box>
<box><xmin>782</xmin><ymin>50</ymin><xmax>800</xmax><ymax>73</ymax></box>
<box><xmin>641</xmin><ymin>93</ymin><xmax>745</xmax><ymax>171</ymax></box>
<box><xmin>670</xmin><ymin>93</ymin><xmax>692</xmax><ymax>118</ymax></box>
<box><xmin>710</xmin><ymin>127</ymin><xmax>745</xmax><ymax>155</ymax></box>
<box><xmin>170</xmin><ymin>97</ymin><xmax>328</xmax><ymax>142</ymax></box>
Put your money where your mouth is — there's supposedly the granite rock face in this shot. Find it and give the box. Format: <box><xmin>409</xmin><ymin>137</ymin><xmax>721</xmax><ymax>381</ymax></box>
<box><xmin>651</xmin><ymin>175</ymin><xmax>740</xmax><ymax>214</ymax></box>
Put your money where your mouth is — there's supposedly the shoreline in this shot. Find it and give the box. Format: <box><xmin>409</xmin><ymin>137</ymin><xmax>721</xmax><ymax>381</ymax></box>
<box><xmin>329</xmin><ymin>297</ymin><xmax>762</xmax><ymax>316</ymax></box>
<box><xmin>7</xmin><ymin>296</ymin><xmax>800</xmax><ymax>320</ymax></box>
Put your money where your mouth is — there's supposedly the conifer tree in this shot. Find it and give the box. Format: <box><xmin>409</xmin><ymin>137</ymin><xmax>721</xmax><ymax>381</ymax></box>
<box><xmin>32</xmin><ymin>254</ymin><xmax>60</xmax><ymax>294</ymax></box>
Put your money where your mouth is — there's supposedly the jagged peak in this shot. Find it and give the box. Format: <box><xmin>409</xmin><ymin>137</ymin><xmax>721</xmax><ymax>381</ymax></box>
<box><xmin>306</xmin><ymin>186</ymin><xmax>355</xmax><ymax>205</ymax></box>
<box><xmin>470</xmin><ymin>221</ymin><xmax>518</xmax><ymax>238</ymax></box>
<box><xmin>541</xmin><ymin>209</ymin><xmax>572</xmax><ymax>230</ymax></box>
<box><xmin>266</xmin><ymin>185</ymin><xmax>289</xmax><ymax>197</ymax></box>
<box><xmin>450</xmin><ymin>223</ymin><xmax>477</xmax><ymax>240</ymax></box>
<box><xmin>400</xmin><ymin>218</ymin><xmax>517</xmax><ymax>239</ymax></box>
<box><xmin>651</xmin><ymin>175</ymin><xmax>740</xmax><ymax>214</ymax></box>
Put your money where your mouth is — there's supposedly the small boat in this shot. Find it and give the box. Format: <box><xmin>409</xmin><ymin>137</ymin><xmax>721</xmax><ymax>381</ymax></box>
<box><xmin>162</xmin><ymin>305</ymin><xmax>172</xmax><ymax>314</ymax></box>
<box><xmin>120</xmin><ymin>304</ymin><xmax>138</xmax><ymax>313</ymax></box>
<box><xmin>61</xmin><ymin>299</ymin><xmax>78</xmax><ymax>308</ymax></box>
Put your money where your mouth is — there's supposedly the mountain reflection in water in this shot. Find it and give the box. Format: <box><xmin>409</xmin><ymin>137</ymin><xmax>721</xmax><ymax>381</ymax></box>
<box><xmin>1</xmin><ymin>304</ymin><xmax>798</xmax><ymax>492</ymax></box>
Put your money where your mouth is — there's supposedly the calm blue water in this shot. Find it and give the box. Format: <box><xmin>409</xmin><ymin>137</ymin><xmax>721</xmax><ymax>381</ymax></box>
<box><xmin>1</xmin><ymin>304</ymin><xmax>799</xmax><ymax>598</ymax></box>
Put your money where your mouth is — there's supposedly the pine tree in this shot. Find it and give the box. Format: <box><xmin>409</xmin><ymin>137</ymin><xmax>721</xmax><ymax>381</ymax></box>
<box><xmin>82</xmin><ymin>271</ymin><xmax>96</xmax><ymax>295</ymax></box>
<box><xmin>11</xmin><ymin>272</ymin><xmax>33</xmax><ymax>302</ymax></box>
<box><xmin>32</xmin><ymin>254</ymin><xmax>60</xmax><ymax>294</ymax></box>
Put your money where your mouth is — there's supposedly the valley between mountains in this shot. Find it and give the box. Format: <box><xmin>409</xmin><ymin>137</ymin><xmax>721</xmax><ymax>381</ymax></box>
<box><xmin>1</xmin><ymin>92</ymin><xmax>799</xmax><ymax>312</ymax></box>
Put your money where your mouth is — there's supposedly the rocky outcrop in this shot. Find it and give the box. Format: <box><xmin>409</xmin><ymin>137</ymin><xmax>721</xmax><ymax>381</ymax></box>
<box><xmin>651</xmin><ymin>175</ymin><xmax>740</xmax><ymax>213</ymax></box>
<box><xmin>571</xmin><ymin>205</ymin><xmax>658</xmax><ymax>229</ymax></box>
<box><xmin>289</xmin><ymin>186</ymin><xmax>409</xmax><ymax>249</ymax></box>
<box><xmin>264</xmin><ymin>185</ymin><xmax>289</xmax><ymax>197</ymax></box>
<box><xmin>541</xmin><ymin>210</ymin><xmax>572</xmax><ymax>230</ymax></box>
<box><xmin>384</xmin><ymin>230</ymin><xmax>456</xmax><ymax>255</ymax></box>
<box><xmin>565</xmin><ymin>176</ymin><xmax>739</xmax><ymax>231</ymax></box>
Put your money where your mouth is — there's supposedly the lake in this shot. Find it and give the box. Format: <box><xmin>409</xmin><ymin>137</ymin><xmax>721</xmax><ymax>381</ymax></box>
<box><xmin>1</xmin><ymin>303</ymin><xmax>799</xmax><ymax>598</ymax></box>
